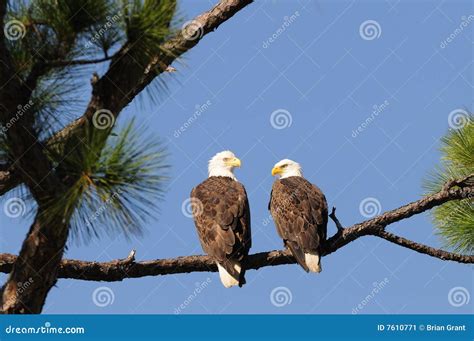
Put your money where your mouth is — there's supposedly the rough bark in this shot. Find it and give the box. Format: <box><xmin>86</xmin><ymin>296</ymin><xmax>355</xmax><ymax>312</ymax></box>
<box><xmin>0</xmin><ymin>0</ymin><xmax>254</xmax><ymax>313</ymax></box>
<box><xmin>0</xmin><ymin>177</ymin><xmax>471</xmax><ymax>283</ymax></box>
<box><xmin>374</xmin><ymin>230</ymin><xmax>473</xmax><ymax>262</ymax></box>
<box><xmin>0</xmin><ymin>0</ymin><xmax>254</xmax><ymax>195</ymax></box>
<box><xmin>1</xmin><ymin>0</ymin><xmax>71</xmax><ymax>314</ymax></box>
<box><xmin>0</xmin><ymin>0</ymin><xmax>470</xmax><ymax>312</ymax></box>
<box><xmin>1</xmin><ymin>210</ymin><xmax>69</xmax><ymax>313</ymax></box>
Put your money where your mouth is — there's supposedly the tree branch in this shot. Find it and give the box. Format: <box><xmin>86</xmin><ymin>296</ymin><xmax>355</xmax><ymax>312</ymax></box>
<box><xmin>373</xmin><ymin>229</ymin><xmax>473</xmax><ymax>263</ymax></box>
<box><xmin>329</xmin><ymin>207</ymin><xmax>344</xmax><ymax>231</ymax></box>
<box><xmin>0</xmin><ymin>0</ymin><xmax>254</xmax><ymax>196</ymax></box>
<box><xmin>131</xmin><ymin>0</ymin><xmax>254</xmax><ymax>101</ymax></box>
<box><xmin>322</xmin><ymin>177</ymin><xmax>473</xmax><ymax>254</ymax></box>
<box><xmin>44</xmin><ymin>56</ymin><xmax>113</xmax><ymax>68</ymax></box>
<box><xmin>0</xmin><ymin>171</ymin><xmax>16</xmax><ymax>194</ymax></box>
<box><xmin>0</xmin><ymin>176</ymin><xmax>471</xmax><ymax>282</ymax></box>
<box><xmin>0</xmin><ymin>0</ymin><xmax>254</xmax><ymax>313</ymax></box>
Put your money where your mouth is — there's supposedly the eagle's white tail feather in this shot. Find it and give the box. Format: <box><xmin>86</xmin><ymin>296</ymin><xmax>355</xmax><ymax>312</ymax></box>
<box><xmin>217</xmin><ymin>262</ymin><xmax>241</xmax><ymax>288</ymax></box>
<box><xmin>305</xmin><ymin>253</ymin><xmax>321</xmax><ymax>273</ymax></box>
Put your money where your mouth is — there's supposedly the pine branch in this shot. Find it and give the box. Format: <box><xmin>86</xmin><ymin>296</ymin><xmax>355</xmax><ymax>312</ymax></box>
<box><xmin>425</xmin><ymin>119</ymin><xmax>474</xmax><ymax>253</ymax></box>
<box><xmin>131</xmin><ymin>0</ymin><xmax>254</xmax><ymax>100</ymax></box>
<box><xmin>0</xmin><ymin>0</ymin><xmax>254</xmax><ymax>313</ymax></box>
<box><xmin>1</xmin><ymin>2</ymin><xmax>70</xmax><ymax>313</ymax></box>
<box><xmin>0</xmin><ymin>175</ymin><xmax>471</xmax><ymax>282</ymax></box>
<box><xmin>373</xmin><ymin>230</ymin><xmax>473</xmax><ymax>263</ymax></box>
<box><xmin>44</xmin><ymin>56</ymin><xmax>114</xmax><ymax>67</ymax></box>
<box><xmin>0</xmin><ymin>0</ymin><xmax>254</xmax><ymax>197</ymax></box>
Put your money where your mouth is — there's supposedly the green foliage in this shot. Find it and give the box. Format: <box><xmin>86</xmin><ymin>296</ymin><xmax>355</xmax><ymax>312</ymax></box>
<box><xmin>45</xmin><ymin>119</ymin><xmax>168</xmax><ymax>242</ymax></box>
<box><xmin>2</xmin><ymin>0</ymin><xmax>179</xmax><ymax>241</ymax></box>
<box><xmin>120</xmin><ymin>0</ymin><xmax>179</xmax><ymax>104</ymax></box>
<box><xmin>424</xmin><ymin>115</ymin><xmax>474</xmax><ymax>254</ymax></box>
<box><xmin>5</xmin><ymin>1</ymin><xmax>120</xmax><ymax>138</ymax></box>
<box><xmin>7</xmin><ymin>1</ymin><xmax>115</xmax><ymax>74</ymax></box>
<box><xmin>124</xmin><ymin>0</ymin><xmax>177</xmax><ymax>58</ymax></box>
<box><xmin>5</xmin><ymin>0</ymin><xmax>178</xmax><ymax>128</ymax></box>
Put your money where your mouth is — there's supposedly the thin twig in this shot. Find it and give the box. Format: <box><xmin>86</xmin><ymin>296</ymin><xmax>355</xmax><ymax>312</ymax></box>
<box><xmin>329</xmin><ymin>207</ymin><xmax>344</xmax><ymax>231</ymax></box>
<box><xmin>0</xmin><ymin>178</ymin><xmax>471</xmax><ymax>282</ymax></box>
<box><xmin>44</xmin><ymin>56</ymin><xmax>113</xmax><ymax>67</ymax></box>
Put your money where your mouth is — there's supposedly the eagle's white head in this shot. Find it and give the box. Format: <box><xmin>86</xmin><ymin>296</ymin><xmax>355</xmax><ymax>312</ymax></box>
<box><xmin>208</xmin><ymin>150</ymin><xmax>241</xmax><ymax>180</ymax></box>
<box><xmin>271</xmin><ymin>159</ymin><xmax>303</xmax><ymax>179</ymax></box>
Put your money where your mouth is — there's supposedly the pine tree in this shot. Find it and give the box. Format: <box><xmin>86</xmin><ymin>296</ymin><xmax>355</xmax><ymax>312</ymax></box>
<box><xmin>1</xmin><ymin>0</ymin><xmax>471</xmax><ymax>315</ymax></box>
<box><xmin>0</xmin><ymin>0</ymin><xmax>177</xmax><ymax>313</ymax></box>
<box><xmin>424</xmin><ymin>114</ymin><xmax>474</xmax><ymax>254</ymax></box>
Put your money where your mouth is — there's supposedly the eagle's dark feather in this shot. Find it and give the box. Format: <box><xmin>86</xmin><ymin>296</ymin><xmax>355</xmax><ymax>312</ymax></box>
<box><xmin>191</xmin><ymin>176</ymin><xmax>251</xmax><ymax>286</ymax></box>
<box><xmin>269</xmin><ymin>176</ymin><xmax>328</xmax><ymax>272</ymax></box>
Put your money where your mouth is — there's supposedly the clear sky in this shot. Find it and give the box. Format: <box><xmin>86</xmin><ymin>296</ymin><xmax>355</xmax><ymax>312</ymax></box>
<box><xmin>1</xmin><ymin>0</ymin><xmax>472</xmax><ymax>314</ymax></box>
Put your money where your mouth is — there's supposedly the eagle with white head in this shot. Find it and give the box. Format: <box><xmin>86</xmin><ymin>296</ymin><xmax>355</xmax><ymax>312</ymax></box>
<box><xmin>269</xmin><ymin>159</ymin><xmax>328</xmax><ymax>273</ymax></box>
<box><xmin>190</xmin><ymin>151</ymin><xmax>251</xmax><ymax>287</ymax></box>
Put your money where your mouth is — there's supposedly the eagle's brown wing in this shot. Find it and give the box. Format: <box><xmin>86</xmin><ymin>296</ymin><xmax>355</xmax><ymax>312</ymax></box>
<box><xmin>269</xmin><ymin>176</ymin><xmax>327</xmax><ymax>272</ymax></box>
<box><xmin>191</xmin><ymin>176</ymin><xmax>251</xmax><ymax>284</ymax></box>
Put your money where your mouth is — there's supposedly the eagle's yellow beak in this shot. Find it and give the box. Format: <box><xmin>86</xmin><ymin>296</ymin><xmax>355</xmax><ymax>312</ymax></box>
<box><xmin>271</xmin><ymin>166</ymin><xmax>282</xmax><ymax>176</ymax></box>
<box><xmin>226</xmin><ymin>157</ymin><xmax>241</xmax><ymax>168</ymax></box>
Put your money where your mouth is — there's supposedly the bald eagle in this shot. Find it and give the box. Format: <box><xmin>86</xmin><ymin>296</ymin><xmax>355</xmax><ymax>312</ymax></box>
<box><xmin>269</xmin><ymin>159</ymin><xmax>328</xmax><ymax>273</ymax></box>
<box><xmin>190</xmin><ymin>151</ymin><xmax>251</xmax><ymax>288</ymax></box>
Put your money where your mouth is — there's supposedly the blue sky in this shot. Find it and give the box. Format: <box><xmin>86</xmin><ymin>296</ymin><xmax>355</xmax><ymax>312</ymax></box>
<box><xmin>1</xmin><ymin>0</ymin><xmax>473</xmax><ymax>314</ymax></box>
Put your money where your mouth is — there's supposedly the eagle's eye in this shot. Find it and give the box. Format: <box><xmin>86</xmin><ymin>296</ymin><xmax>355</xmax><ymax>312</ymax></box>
<box><xmin>223</xmin><ymin>157</ymin><xmax>231</xmax><ymax>162</ymax></box>
<box><xmin>281</xmin><ymin>164</ymin><xmax>288</xmax><ymax>168</ymax></box>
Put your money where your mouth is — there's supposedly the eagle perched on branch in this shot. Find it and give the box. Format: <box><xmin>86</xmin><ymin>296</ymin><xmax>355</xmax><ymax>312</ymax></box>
<box><xmin>191</xmin><ymin>151</ymin><xmax>251</xmax><ymax>288</ymax></box>
<box><xmin>269</xmin><ymin>159</ymin><xmax>328</xmax><ymax>273</ymax></box>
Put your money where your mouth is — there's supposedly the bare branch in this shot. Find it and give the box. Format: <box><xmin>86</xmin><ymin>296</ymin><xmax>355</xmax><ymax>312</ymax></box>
<box><xmin>373</xmin><ymin>229</ymin><xmax>473</xmax><ymax>263</ymax></box>
<box><xmin>44</xmin><ymin>56</ymin><xmax>113</xmax><ymax>67</ymax></box>
<box><xmin>329</xmin><ymin>207</ymin><xmax>344</xmax><ymax>231</ymax></box>
<box><xmin>0</xmin><ymin>0</ymin><xmax>254</xmax><ymax>313</ymax></box>
<box><xmin>0</xmin><ymin>250</ymin><xmax>296</xmax><ymax>282</ymax></box>
<box><xmin>0</xmin><ymin>176</ymin><xmax>471</xmax><ymax>282</ymax></box>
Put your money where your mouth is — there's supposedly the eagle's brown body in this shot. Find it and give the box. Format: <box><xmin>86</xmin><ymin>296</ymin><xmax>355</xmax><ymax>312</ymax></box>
<box><xmin>269</xmin><ymin>176</ymin><xmax>328</xmax><ymax>272</ymax></box>
<box><xmin>191</xmin><ymin>176</ymin><xmax>251</xmax><ymax>286</ymax></box>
